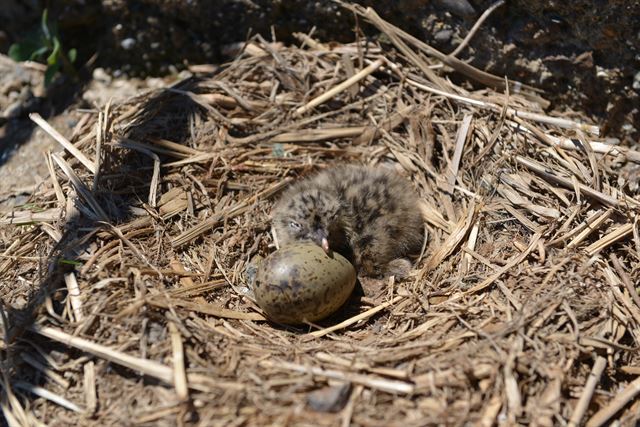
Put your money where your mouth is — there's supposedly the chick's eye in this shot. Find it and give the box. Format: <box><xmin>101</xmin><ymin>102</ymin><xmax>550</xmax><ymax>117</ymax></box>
<box><xmin>289</xmin><ymin>221</ymin><xmax>301</xmax><ymax>230</ymax></box>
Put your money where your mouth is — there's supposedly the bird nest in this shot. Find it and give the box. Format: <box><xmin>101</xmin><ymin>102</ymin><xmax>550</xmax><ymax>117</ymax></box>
<box><xmin>2</xmin><ymin>4</ymin><xmax>640</xmax><ymax>426</ymax></box>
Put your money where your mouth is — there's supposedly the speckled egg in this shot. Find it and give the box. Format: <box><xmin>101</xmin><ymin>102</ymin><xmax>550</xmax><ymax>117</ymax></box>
<box><xmin>253</xmin><ymin>243</ymin><xmax>356</xmax><ymax>324</ymax></box>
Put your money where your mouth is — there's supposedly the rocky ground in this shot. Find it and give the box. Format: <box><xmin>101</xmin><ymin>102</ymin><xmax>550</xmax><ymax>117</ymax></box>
<box><xmin>0</xmin><ymin>55</ymin><xmax>187</xmax><ymax>209</ymax></box>
<box><xmin>1</xmin><ymin>0</ymin><xmax>638</xmax><ymax>138</ymax></box>
<box><xmin>1</xmin><ymin>1</ymin><xmax>638</xmax><ymax>200</ymax></box>
<box><xmin>1</xmin><ymin>0</ymin><xmax>638</xmax><ymax>205</ymax></box>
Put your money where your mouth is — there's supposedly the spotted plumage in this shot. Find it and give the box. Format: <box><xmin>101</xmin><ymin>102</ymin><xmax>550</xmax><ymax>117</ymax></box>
<box><xmin>271</xmin><ymin>165</ymin><xmax>424</xmax><ymax>278</ymax></box>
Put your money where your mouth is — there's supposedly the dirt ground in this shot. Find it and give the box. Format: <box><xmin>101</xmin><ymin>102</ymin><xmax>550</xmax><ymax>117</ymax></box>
<box><xmin>1</xmin><ymin>1</ymin><xmax>638</xmax><ymax>198</ymax></box>
<box><xmin>2</xmin><ymin>0</ymin><xmax>638</xmax><ymax>138</ymax></box>
<box><xmin>0</xmin><ymin>59</ymin><xmax>181</xmax><ymax>209</ymax></box>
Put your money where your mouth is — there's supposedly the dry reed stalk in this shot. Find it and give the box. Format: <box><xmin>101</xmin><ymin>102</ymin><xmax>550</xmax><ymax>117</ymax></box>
<box><xmin>449</xmin><ymin>0</ymin><xmax>505</xmax><ymax>57</ymax></box>
<box><xmin>13</xmin><ymin>382</ymin><xmax>82</xmax><ymax>413</ymax></box>
<box><xmin>146</xmin><ymin>297</ymin><xmax>265</xmax><ymax>321</ymax></box>
<box><xmin>83</xmin><ymin>362</ymin><xmax>97</xmax><ymax>416</ymax></box>
<box><xmin>31</xmin><ymin>325</ymin><xmax>177</xmax><ymax>383</ymax></box>
<box><xmin>259</xmin><ymin>360</ymin><xmax>415</xmax><ymax>394</ymax></box>
<box><xmin>565</xmin><ymin>209</ymin><xmax>613</xmax><ymax>248</ymax></box>
<box><xmin>444</xmin><ymin>114</ymin><xmax>472</xmax><ymax>194</ymax></box>
<box><xmin>610</xmin><ymin>254</ymin><xmax>640</xmax><ymax>309</ymax></box>
<box><xmin>168</xmin><ymin>321</ymin><xmax>189</xmax><ymax>401</ymax></box>
<box><xmin>422</xmin><ymin>202</ymin><xmax>477</xmax><ymax>272</ymax></box>
<box><xmin>585</xmin><ymin>223</ymin><xmax>634</xmax><ymax>256</ymax></box>
<box><xmin>63</xmin><ymin>266</ymin><xmax>98</xmax><ymax>418</ymax></box>
<box><xmin>29</xmin><ymin>325</ymin><xmax>242</xmax><ymax>392</ymax></box>
<box><xmin>406</xmin><ymin>78</ymin><xmax>599</xmax><ymax>135</ymax></box>
<box><xmin>307</xmin><ymin>295</ymin><xmax>405</xmax><ymax>338</ymax></box>
<box><xmin>348</xmin><ymin>3</ymin><xmax>522</xmax><ymax>90</ymax></box>
<box><xmin>30</xmin><ymin>113</ymin><xmax>97</xmax><ymax>174</ymax></box>
<box><xmin>269</xmin><ymin>126</ymin><xmax>366</xmax><ymax>143</ymax></box>
<box><xmin>51</xmin><ymin>153</ymin><xmax>108</xmax><ymax>220</ymax></box>
<box><xmin>314</xmin><ymin>352</ymin><xmax>409</xmax><ymax>379</ymax></box>
<box><xmin>20</xmin><ymin>353</ymin><xmax>70</xmax><ymax>389</ymax></box>
<box><xmin>0</xmin><ymin>209</ymin><xmax>62</xmax><ymax>225</ymax></box>
<box><xmin>64</xmin><ymin>273</ymin><xmax>83</xmax><ymax>322</ymax></box>
<box><xmin>147</xmin><ymin>137</ymin><xmax>204</xmax><ymax>155</ymax></box>
<box><xmin>585</xmin><ymin>375</ymin><xmax>640</xmax><ymax>427</ymax></box>
<box><xmin>171</xmin><ymin>178</ymin><xmax>291</xmax><ymax>247</ymax></box>
<box><xmin>45</xmin><ymin>151</ymin><xmax>66</xmax><ymax>206</ymax></box>
<box><xmin>93</xmin><ymin>110</ymin><xmax>103</xmax><ymax>191</ymax></box>
<box><xmin>568</xmin><ymin>356</ymin><xmax>607</xmax><ymax>427</ymax></box>
<box><xmin>0</xmin><ymin>375</ymin><xmax>30</xmax><ymax>427</ymax></box>
<box><xmin>516</xmin><ymin>156</ymin><xmax>624</xmax><ymax>207</ymax></box>
<box><xmin>117</xmin><ymin>139</ymin><xmax>161</xmax><ymax>207</ymax></box>
<box><xmin>478</xmin><ymin>395</ymin><xmax>502</xmax><ymax>427</ymax></box>
<box><xmin>464</xmin><ymin>231</ymin><xmax>543</xmax><ymax>296</ymax></box>
<box><xmin>294</xmin><ymin>58</ymin><xmax>384</xmax><ymax>116</ymax></box>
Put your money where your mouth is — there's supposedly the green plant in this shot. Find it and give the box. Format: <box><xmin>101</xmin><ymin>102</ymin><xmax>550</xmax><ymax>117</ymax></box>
<box><xmin>8</xmin><ymin>9</ymin><xmax>77</xmax><ymax>85</ymax></box>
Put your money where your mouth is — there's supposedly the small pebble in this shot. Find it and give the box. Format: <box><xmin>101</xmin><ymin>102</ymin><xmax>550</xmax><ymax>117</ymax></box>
<box><xmin>632</xmin><ymin>71</ymin><xmax>640</xmax><ymax>90</ymax></box>
<box><xmin>435</xmin><ymin>0</ymin><xmax>476</xmax><ymax>18</ymax></box>
<box><xmin>121</xmin><ymin>38</ymin><xmax>136</xmax><ymax>50</ymax></box>
<box><xmin>434</xmin><ymin>29</ymin><xmax>454</xmax><ymax>43</ymax></box>
<box><xmin>307</xmin><ymin>383</ymin><xmax>352</xmax><ymax>412</ymax></box>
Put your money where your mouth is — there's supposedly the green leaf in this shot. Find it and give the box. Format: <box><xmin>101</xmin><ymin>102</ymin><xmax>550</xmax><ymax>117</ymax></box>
<box><xmin>41</xmin><ymin>9</ymin><xmax>51</xmax><ymax>40</ymax></box>
<box><xmin>8</xmin><ymin>43</ymin><xmax>27</xmax><ymax>61</ymax></box>
<box><xmin>44</xmin><ymin>62</ymin><xmax>60</xmax><ymax>86</ymax></box>
<box><xmin>47</xmin><ymin>36</ymin><xmax>61</xmax><ymax>66</ymax></box>
<box><xmin>68</xmin><ymin>48</ymin><xmax>77</xmax><ymax>63</ymax></box>
<box><xmin>58</xmin><ymin>259</ymin><xmax>82</xmax><ymax>266</ymax></box>
<box><xmin>17</xmin><ymin>203</ymin><xmax>46</xmax><ymax>212</ymax></box>
<box><xmin>30</xmin><ymin>45</ymin><xmax>49</xmax><ymax>61</ymax></box>
<box><xmin>9</xmin><ymin>39</ymin><xmax>42</xmax><ymax>61</ymax></box>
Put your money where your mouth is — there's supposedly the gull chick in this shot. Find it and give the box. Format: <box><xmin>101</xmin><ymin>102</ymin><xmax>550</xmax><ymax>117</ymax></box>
<box><xmin>271</xmin><ymin>165</ymin><xmax>424</xmax><ymax>278</ymax></box>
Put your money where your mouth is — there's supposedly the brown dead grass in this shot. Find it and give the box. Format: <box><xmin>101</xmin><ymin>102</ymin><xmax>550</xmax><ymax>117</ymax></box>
<box><xmin>1</xmin><ymin>3</ymin><xmax>640</xmax><ymax>426</ymax></box>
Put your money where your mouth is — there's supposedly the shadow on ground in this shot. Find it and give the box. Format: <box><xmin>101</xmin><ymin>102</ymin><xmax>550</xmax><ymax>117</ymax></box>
<box><xmin>1</xmin><ymin>82</ymin><xmax>204</xmax><ymax>418</ymax></box>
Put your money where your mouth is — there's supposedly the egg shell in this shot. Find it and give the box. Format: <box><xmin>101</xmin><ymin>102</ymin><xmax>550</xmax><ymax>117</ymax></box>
<box><xmin>253</xmin><ymin>243</ymin><xmax>356</xmax><ymax>324</ymax></box>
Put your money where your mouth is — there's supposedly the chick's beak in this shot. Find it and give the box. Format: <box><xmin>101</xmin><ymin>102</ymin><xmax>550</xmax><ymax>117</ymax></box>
<box><xmin>321</xmin><ymin>237</ymin><xmax>330</xmax><ymax>253</ymax></box>
<box><xmin>313</xmin><ymin>229</ymin><xmax>330</xmax><ymax>253</ymax></box>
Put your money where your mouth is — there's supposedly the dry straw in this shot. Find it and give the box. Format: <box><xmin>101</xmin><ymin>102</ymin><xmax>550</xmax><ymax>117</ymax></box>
<box><xmin>1</xmin><ymin>2</ymin><xmax>639</xmax><ymax>426</ymax></box>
